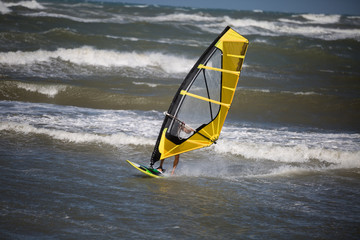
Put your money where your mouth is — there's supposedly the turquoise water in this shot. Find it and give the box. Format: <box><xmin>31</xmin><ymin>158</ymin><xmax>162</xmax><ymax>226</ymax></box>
<box><xmin>0</xmin><ymin>0</ymin><xmax>359</xmax><ymax>239</ymax></box>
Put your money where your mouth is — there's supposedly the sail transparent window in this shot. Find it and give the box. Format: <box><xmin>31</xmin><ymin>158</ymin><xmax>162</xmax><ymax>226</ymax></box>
<box><xmin>170</xmin><ymin>49</ymin><xmax>223</xmax><ymax>140</ymax></box>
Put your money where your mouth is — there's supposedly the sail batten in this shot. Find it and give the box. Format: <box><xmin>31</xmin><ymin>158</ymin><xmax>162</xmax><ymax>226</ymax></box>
<box><xmin>180</xmin><ymin>90</ymin><xmax>231</xmax><ymax>108</ymax></box>
<box><xmin>198</xmin><ymin>64</ymin><xmax>240</xmax><ymax>76</ymax></box>
<box><xmin>227</xmin><ymin>54</ymin><xmax>245</xmax><ymax>59</ymax></box>
<box><xmin>150</xmin><ymin>26</ymin><xmax>248</xmax><ymax>167</ymax></box>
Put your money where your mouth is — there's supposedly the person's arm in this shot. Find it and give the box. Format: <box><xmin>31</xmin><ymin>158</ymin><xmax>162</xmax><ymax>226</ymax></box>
<box><xmin>171</xmin><ymin>155</ymin><xmax>180</xmax><ymax>175</ymax></box>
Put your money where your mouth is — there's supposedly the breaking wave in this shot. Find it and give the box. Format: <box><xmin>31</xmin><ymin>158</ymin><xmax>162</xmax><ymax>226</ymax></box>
<box><xmin>217</xmin><ymin>17</ymin><xmax>360</xmax><ymax>41</ymax></box>
<box><xmin>0</xmin><ymin>47</ymin><xmax>194</xmax><ymax>74</ymax></box>
<box><xmin>0</xmin><ymin>1</ymin><xmax>11</xmax><ymax>14</ymax></box>
<box><xmin>3</xmin><ymin>118</ymin><xmax>358</xmax><ymax>170</ymax></box>
<box><xmin>1</xmin><ymin>0</ymin><xmax>44</xmax><ymax>14</ymax></box>
<box><xmin>18</xmin><ymin>8</ymin><xmax>360</xmax><ymax>41</ymax></box>
<box><xmin>16</xmin><ymin>82</ymin><xmax>67</xmax><ymax>98</ymax></box>
<box><xmin>298</xmin><ymin>14</ymin><xmax>341</xmax><ymax>24</ymax></box>
<box><xmin>1</xmin><ymin>100</ymin><xmax>359</xmax><ymax>172</ymax></box>
<box><xmin>213</xmin><ymin>140</ymin><xmax>360</xmax><ymax>169</ymax></box>
<box><xmin>0</xmin><ymin>121</ymin><xmax>153</xmax><ymax>146</ymax></box>
<box><xmin>132</xmin><ymin>82</ymin><xmax>158</xmax><ymax>88</ymax></box>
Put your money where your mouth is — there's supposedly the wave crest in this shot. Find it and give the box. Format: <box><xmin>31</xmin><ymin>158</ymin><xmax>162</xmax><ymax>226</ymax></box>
<box><xmin>0</xmin><ymin>1</ymin><xmax>11</xmax><ymax>14</ymax></box>
<box><xmin>298</xmin><ymin>14</ymin><xmax>341</xmax><ymax>24</ymax></box>
<box><xmin>3</xmin><ymin>0</ymin><xmax>44</xmax><ymax>12</ymax></box>
<box><xmin>0</xmin><ymin>122</ymin><xmax>154</xmax><ymax>146</ymax></box>
<box><xmin>213</xmin><ymin>140</ymin><xmax>360</xmax><ymax>169</ymax></box>
<box><xmin>16</xmin><ymin>82</ymin><xmax>67</xmax><ymax>98</ymax></box>
<box><xmin>0</xmin><ymin>47</ymin><xmax>194</xmax><ymax>74</ymax></box>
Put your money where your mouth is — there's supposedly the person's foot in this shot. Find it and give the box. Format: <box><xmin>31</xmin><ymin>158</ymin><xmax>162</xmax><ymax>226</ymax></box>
<box><xmin>156</xmin><ymin>167</ymin><xmax>165</xmax><ymax>173</ymax></box>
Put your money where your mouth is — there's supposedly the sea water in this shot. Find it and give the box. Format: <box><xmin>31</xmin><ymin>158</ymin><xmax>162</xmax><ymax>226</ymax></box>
<box><xmin>0</xmin><ymin>1</ymin><xmax>359</xmax><ymax>239</ymax></box>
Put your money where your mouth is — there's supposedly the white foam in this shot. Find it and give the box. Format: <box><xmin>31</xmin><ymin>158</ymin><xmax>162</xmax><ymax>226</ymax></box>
<box><xmin>124</xmin><ymin>4</ymin><xmax>149</xmax><ymax>8</ymax></box>
<box><xmin>0</xmin><ymin>47</ymin><xmax>194</xmax><ymax>74</ymax></box>
<box><xmin>204</xmin><ymin>16</ymin><xmax>360</xmax><ymax>41</ymax></box>
<box><xmin>1</xmin><ymin>101</ymin><xmax>359</xmax><ymax>171</ymax></box>
<box><xmin>0</xmin><ymin>122</ymin><xmax>153</xmax><ymax>146</ymax></box>
<box><xmin>105</xmin><ymin>35</ymin><xmax>206</xmax><ymax>47</ymax></box>
<box><xmin>132</xmin><ymin>82</ymin><xmax>158</xmax><ymax>88</ymax></box>
<box><xmin>213</xmin><ymin>124</ymin><xmax>360</xmax><ymax>171</ymax></box>
<box><xmin>252</xmin><ymin>38</ymin><xmax>270</xmax><ymax>44</ymax></box>
<box><xmin>298</xmin><ymin>14</ymin><xmax>341</xmax><ymax>24</ymax></box>
<box><xmin>148</xmin><ymin>13</ymin><xmax>356</xmax><ymax>40</ymax></box>
<box><xmin>140</xmin><ymin>12</ymin><xmax>218</xmax><ymax>23</ymax></box>
<box><xmin>348</xmin><ymin>16</ymin><xmax>360</xmax><ymax>20</ymax></box>
<box><xmin>2</xmin><ymin>102</ymin><xmax>153</xmax><ymax>133</ymax></box>
<box><xmin>238</xmin><ymin>87</ymin><xmax>271</xmax><ymax>93</ymax></box>
<box><xmin>0</xmin><ymin>1</ymin><xmax>11</xmax><ymax>14</ymax></box>
<box><xmin>24</xmin><ymin>11</ymin><xmax>106</xmax><ymax>23</ymax></box>
<box><xmin>250</xmin><ymin>165</ymin><xmax>320</xmax><ymax>178</ymax></box>
<box><xmin>281</xmin><ymin>91</ymin><xmax>320</xmax><ymax>96</ymax></box>
<box><xmin>17</xmin><ymin>7</ymin><xmax>359</xmax><ymax>41</ymax></box>
<box><xmin>292</xmin><ymin>91</ymin><xmax>317</xmax><ymax>96</ymax></box>
<box><xmin>279</xmin><ymin>14</ymin><xmax>341</xmax><ymax>25</ymax></box>
<box><xmin>5</xmin><ymin>0</ymin><xmax>45</xmax><ymax>10</ymax></box>
<box><xmin>278</xmin><ymin>18</ymin><xmax>304</xmax><ymax>25</ymax></box>
<box><xmin>238</xmin><ymin>88</ymin><xmax>319</xmax><ymax>96</ymax></box>
<box><xmin>22</xmin><ymin>11</ymin><xmax>219</xmax><ymax>26</ymax></box>
<box><xmin>23</xmin><ymin>11</ymin><xmax>217</xmax><ymax>24</ymax></box>
<box><xmin>214</xmin><ymin>140</ymin><xmax>360</xmax><ymax>168</ymax></box>
<box><xmin>16</xmin><ymin>82</ymin><xmax>67</xmax><ymax>98</ymax></box>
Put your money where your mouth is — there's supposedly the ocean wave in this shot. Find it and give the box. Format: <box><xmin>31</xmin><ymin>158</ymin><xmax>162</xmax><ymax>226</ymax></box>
<box><xmin>105</xmin><ymin>35</ymin><xmax>207</xmax><ymax>47</ymax></box>
<box><xmin>22</xmin><ymin>10</ymin><xmax>217</xmax><ymax>24</ymax></box>
<box><xmin>1</xmin><ymin>100</ymin><xmax>359</xmax><ymax>171</ymax></box>
<box><xmin>0</xmin><ymin>121</ymin><xmax>154</xmax><ymax>146</ymax></box>
<box><xmin>3</xmin><ymin>0</ymin><xmax>44</xmax><ymax>11</ymax></box>
<box><xmin>282</xmin><ymin>91</ymin><xmax>320</xmax><ymax>96</ymax></box>
<box><xmin>297</xmin><ymin>14</ymin><xmax>341</xmax><ymax>24</ymax></box>
<box><xmin>132</xmin><ymin>82</ymin><xmax>158</xmax><ymax>88</ymax></box>
<box><xmin>279</xmin><ymin>14</ymin><xmax>342</xmax><ymax>25</ymax></box>
<box><xmin>0</xmin><ymin>1</ymin><xmax>11</xmax><ymax>14</ymax></box>
<box><xmin>124</xmin><ymin>4</ymin><xmax>150</xmax><ymax>8</ymax></box>
<box><xmin>139</xmin><ymin>12</ymin><xmax>218</xmax><ymax>23</ymax></box>
<box><xmin>213</xmin><ymin>140</ymin><xmax>360</xmax><ymax>169</ymax></box>
<box><xmin>190</xmin><ymin>15</ymin><xmax>358</xmax><ymax>40</ymax></box>
<box><xmin>24</xmin><ymin>11</ymin><xmax>106</xmax><ymax>23</ymax></box>
<box><xmin>0</xmin><ymin>81</ymin><xmax>173</xmax><ymax>110</ymax></box>
<box><xmin>55</xmin><ymin>2</ymin><xmax>104</xmax><ymax>9</ymax></box>
<box><xmin>237</xmin><ymin>87</ymin><xmax>321</xmax><ymax>96</ymax></box>
<box><xmin>3</xmin><ymin>119</ymin><xmax>358</xmax><ymax>175</ymax></box>
<box><xmin>220</xmin><ymin>17</ymin><xmax>360</xmax><ymax>40</ymax></box>
<box><xmin>0</xmin><ymin>100</ymin><xmax>163</xmax><ymax>136</ymax></box>
<box><xmin>0</xmin><ymin>47</ymin><xmax>194</xmax><ymax>74</ymax></box>
<box><xmin>16</xmin><ymin>82</ymin><xmax>67</xmax><ymax>98</ymax></box>
<box><xmin>216</xmin><ymin>123</ymin><xmax>360</xmax><ymax>170</ymax></box>
<box><xmin>248</xmin><ymin>165</ymin><xmax>327</xmax><ymax>178</ymax></box>
<box><xmin>3</xmin><ymin>119</ymin><xmax>358</xmax><ymax>169</ymax></box>
<box><xmin>18</xmin><ymin>7</ymin><xmax>360</xmax><ymax>41</ymax></box>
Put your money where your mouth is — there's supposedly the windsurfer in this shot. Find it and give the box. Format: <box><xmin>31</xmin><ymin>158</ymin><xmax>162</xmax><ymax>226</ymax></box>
<box><xmin>156</xmin><ymin>123</ymin><xmax>193</xmax><ymax>175</ymax></box>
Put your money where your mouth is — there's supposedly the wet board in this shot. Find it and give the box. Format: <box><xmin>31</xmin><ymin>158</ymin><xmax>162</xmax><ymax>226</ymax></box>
<box><xmin>126</xmin><ymin>160</ymin><xmax>164</xmax><ymax>178</ymax></box>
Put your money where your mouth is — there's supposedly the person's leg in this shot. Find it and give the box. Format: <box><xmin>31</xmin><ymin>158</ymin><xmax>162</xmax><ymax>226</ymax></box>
<box><xmin>157</xmin><ymin>159</ymin><xmax>165</xmax><ymax>172</ymax></box>
<box><xmin>171</xmin><ymin>155</ymin><xmax>180</xmax><ymax>175</ymax></box>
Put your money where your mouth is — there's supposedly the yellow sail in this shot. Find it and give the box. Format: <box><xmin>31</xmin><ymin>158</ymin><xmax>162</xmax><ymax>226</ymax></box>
<box><xmin>150</xmin><ymin>26</ymin><xmax>248</xmax><ymax>166</ymax></box>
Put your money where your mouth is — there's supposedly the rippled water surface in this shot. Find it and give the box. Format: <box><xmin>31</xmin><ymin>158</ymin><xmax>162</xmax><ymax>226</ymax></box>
<box><xmin>0</xmin><ymin>0</ymin><xmax>359</xmax><ymax>239</ymax></box>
